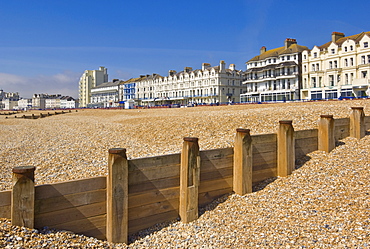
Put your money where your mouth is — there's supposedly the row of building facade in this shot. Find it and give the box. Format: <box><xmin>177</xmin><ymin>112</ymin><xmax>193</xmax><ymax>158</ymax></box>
<box><xmin>78</xmin><ymin>31</ymin><xmax>370</xmax><ymax>107</ymax></box>
<box><xmin>0</xmin><ymin>91</ymin><xmax>77</xmax><ymax>110</ymax></box>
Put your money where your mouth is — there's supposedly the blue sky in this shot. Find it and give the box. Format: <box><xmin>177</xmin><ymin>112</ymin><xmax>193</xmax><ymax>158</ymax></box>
<box><xmin>0</xmin><ymin>0</ymin><xmax>369</xmax><ymax>98</ymax></box>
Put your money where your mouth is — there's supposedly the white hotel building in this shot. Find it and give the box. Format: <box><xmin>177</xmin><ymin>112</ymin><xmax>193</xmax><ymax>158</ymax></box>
<box><xmin>134</xmin><ymin>60</ymin><xmax>246</xmax><ymax>106</ymax></box>
<box><xmin>78</xmin><ymin>66</ymin><xmax>108</xmax><ymax>107</ymax></box>
<box><xmin>301</xmin><ymin>31</ymin><xmax>370</xmax><ymax>100</ymax></box>
<box><xmin>241</xmin><ymin>39</ymin><xmax>308</xmax><ymax>102</ymax></box>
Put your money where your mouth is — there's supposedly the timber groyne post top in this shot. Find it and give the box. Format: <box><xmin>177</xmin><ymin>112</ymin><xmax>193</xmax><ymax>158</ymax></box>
<box><xmin>350</xmin><ymin>106</ymin><xmax>365</xmax><ymax>140</ymax></box>
<box><xmin>12</xmin><ymin>166</ymin><xmax>36</xmax><ymax>180</ymax></box>
<box><xmin>108</xmin><ymin>148</ymin><xmax>127</xmax><ymax>156</ymax></box>
<box><xmin>279</xmin><ymin>120</ymin><xmax>292</xmax><ymax>125</ymax></box>
<box><xmin>236</xmin><ymin>128</ymin><xmax>250</xmax><ymax>134</ymax></box>
<box><xmin>183</xmin><ymin>137</ymin><xmax>198</xmax><ymax>142</ymax></box>
<box><xmin>351</xmin><ymin>106</ymin><xmax>364</xmax><ymax>110</ymax></box>
<box><xmin>320</xmin><ymin>115</ymin><xmax>333</xmax><ymax>119</ymax></box>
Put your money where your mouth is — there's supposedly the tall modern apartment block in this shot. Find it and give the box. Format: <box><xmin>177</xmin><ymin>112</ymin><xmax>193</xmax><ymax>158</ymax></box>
<box><xmin>78</xmin><ymin>66</ymin><xmax>108</xmax><ymax>107</ymax></box>
<box><xmin>241</xmin><ymin>39</ymin><xmax>308</xmax><ymax>102</ymax></box>
<box><xmin>301</xmin><ymin>32</ymin><xmax>370</xmax><ymax>100</ymax></box>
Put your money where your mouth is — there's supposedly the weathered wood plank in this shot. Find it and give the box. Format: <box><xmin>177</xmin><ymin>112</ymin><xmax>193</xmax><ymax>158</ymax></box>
<box><xmin>294</xmin><ymin>129</ymin><xmax>318</xmax><ymax>139</ymax></box>
<box><xmin>34</xmin><ymin>201</ymin><xmax>106</xmax><ymax>228</ymax></box>
<box><xmin>200</xmin><ymin>148</ymin><xmax>233</xmax><ymax>172</ymax></box>
<box><xmin>35</xmin><ymin>177</ymin><xmax>106</xmax><ymax>200</ymax></box>
<box><xmin>251</xmin><ymin>133</ymin><xmax>277</xmax><ymax>144</ymax></box>
<box><xmin>252</xmin><ymin>168</ymin><xmax>277</xmax><ymax>183</ymax></box>
<box><xmin>0</xmin><ymin>190</ymin><xmax>11</xmax><ymax>206</ymax></box>
<box><xmin>35</xmin><ymin>189</ymin><xmax>106</xmax><ymax>214</ymax></box>
<box><xmin>51</xmin><ymin>214</ymin><xmax>106</xmax><ymax>235</ymax></box>
<box><xmin>253</xmin><ymin>151</ymin><xmax>277</xmax><ymax>168</ymax></box>
<box><xmin>128</xmin><ymin>198</ymin><xmax>179</xmax><ymax>221</ymax></box>
<box><xmin>82</xmin><ymin>225</ymin><xmax>107</xmax><ymax>240</ymax></box>
<box><xmin>129</xmin><ymin>154</ymin><xmax>180</xmax><ymax>171</ymax></box>
<box><xmin>335</xmin><ymin>118</ymin><xmax>350</xmax><ymax>126</ymax></box>
<box><xmin>365</xmin><ymin>116</ymin><xmax>370</xmax><ymax>130</ymax></box>
<box><xmin>199</xmin><ymin>177</ymin><xmax>233</xmax><ymax>194</ymax></box>
<box><xmin>0</xmin><ymin>206</ymin><xmax>11</xmax><ymax>219</ymax></box>
<box><xmin>128</xmin><ymin>210</ymin><xmax>179</xmax><ymax>235</ymax></box>
<box><xmin>129</xmin><ymin>186</ymin><xmax>180</xmax><ymax>209</ymax></box>
<box><xmin>200</xmin><ymin>167</ymin><xmax>233</xmax><ymax>182</ymax></box>
<box><xmin>129</xmin><ymin>176</ymin><xmax>180</xmax><ymax>195</ymax></box>
<box><xmin>128</xmin><ymin>164</ymin><xmax>180</xmax><ymax>185</ymax></box>
<box><xmin>199</xmin><ymin>187</ymin><xmax>231</xmax><ymax>206</ymax></box>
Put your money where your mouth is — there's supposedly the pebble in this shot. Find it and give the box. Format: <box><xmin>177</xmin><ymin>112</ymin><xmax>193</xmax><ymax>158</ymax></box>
<box><xmin>0</xmin><ymin>99</ymin><xmax>370</xmax><ymax>247</ymax></box>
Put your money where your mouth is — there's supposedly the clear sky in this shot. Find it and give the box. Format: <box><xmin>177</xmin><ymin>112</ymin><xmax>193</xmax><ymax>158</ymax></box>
<box><xmin>0</xmin><ymin>0</ymin><xmax>369</xmax><ymax>98</ymax></box>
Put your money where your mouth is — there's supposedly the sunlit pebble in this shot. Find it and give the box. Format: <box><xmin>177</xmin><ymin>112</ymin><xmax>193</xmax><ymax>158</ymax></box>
<box><xmin>1</xmin><ymin>100</ymin><xmax>370</xmax><ymax>247</ymax></box>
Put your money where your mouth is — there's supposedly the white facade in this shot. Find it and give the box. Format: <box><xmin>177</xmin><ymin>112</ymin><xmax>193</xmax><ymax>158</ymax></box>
<box><xmin>78</xmin><ymin>66</ymin><xmax>108</xmax><ymax>107</ymax></box>
<box><xmin>60</xmin><ymin>97</ymin><xmax>76</xmax><ymax>109</ymax></box>
<box><xmin>135</xmin><ymin>61</ymin><xmax>246</xmax><ymax>106</ymax></box>
<box><xmin>90</xmin><ymin>80</ymin><xmax>120</xmax><ymax>108</ymax></box>
<box><xmin>241</xmin><ymin>39</ymin><xmax>308</xmax><ymax>102</ymax></box>
<box><xmin>18</xmin><ymin>98</ymin><xmax>32</xmax><ymax>110</ymax></box>
<box><xmin>301</xmin><ymin>31</ymin><xmax>370</xmax><ymax>100</ymax></box>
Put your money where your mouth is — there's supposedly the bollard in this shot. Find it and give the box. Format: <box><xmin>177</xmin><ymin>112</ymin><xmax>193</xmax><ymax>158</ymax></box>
<box><xmin>106</xmin><ymin>148</ymin><xmax>128</xmax><ymax>244</ymax></box>
<box><xmin>11</xmin><ymin>166</ymin><xmax>36</xmax><ymax>228</ymax></box>
<box><xmin>350</xmin><ymin>107</ymin><xmax>365</xmax><ymax>139</ymax></box>
<box><xmin>318</xmin><ymin>115</ymin><xmax>335</xmax><ymax>153</ymax></box>
<box><xmin>180</xmin><ymin>137</ymin><xmax>200</xmax><ymax>223</ymax></box>
<box><xmin>233</xmin><ymin>128</ymin><xmax>252</xmax><ymax>195</ymax></box>
<box><xmin>277</xmin><ymin>120</ymin><xmax>295</xmax><ymax>177</ymax></box>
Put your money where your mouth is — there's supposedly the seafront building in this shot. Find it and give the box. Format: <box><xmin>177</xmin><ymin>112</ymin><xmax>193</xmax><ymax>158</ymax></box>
<box><xmin>241</xmin><ymin>39</ymin><xmax>308</xmax><ymax>102</ymax></box>
<box><xmin>90</xmin><ymin>79</ymin><xmax>121</xmax><ymax>108</ymax></box>
<box><xmin>301</xmin><ymin>31</ymin><xmax>370</xmax><ymax>100</ymax></box>
<box><xmin>78</xmin><ymin>66</ymin><xmax>108</xmax><ymax>107</ymax></box>
<box><xmin>131</xmin><ymin>60</ymin><xmax>246</xmax><ymax>106</ymax></box>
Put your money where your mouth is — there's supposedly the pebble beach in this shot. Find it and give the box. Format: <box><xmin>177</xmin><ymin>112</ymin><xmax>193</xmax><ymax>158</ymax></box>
<box><xmin>1</xmin><ymin>99</ymin><xmax>370</xmax><ymax>248</ymax></box>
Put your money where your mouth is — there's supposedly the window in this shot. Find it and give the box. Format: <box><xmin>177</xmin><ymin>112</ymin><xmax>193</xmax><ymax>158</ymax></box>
<box><xmin>281</xmin><ymin>56</ymin><xmax>284</xmax><ymax>61</ymax></box>
<box><xmin>362</xmin><ymin>56</ymin><xmax>366</xmax><ymax>64</ymax></box>
<box><xmin>344</xmin><ymin>47</ymin><xmax>348</xmax><ymax>52</ymax></box>
<box><xmin>329</xmin><ymin>75</ymin><xmax>334</xmax><ymax>86</ymax></box>
<box><xmin>334</xmin><ymin>61</ymin><xmax>338</xmax><ymax>68</ymax></box>
<box><xmin>331</xmin><ymin>49</ymin><xmax>335</xmax><ymax>54</ymax></box>
<box><xmin>287</xmin><ymin>55</ymin><xmax>290</xmax><ymax>60</ymax></box>
<box><xmin>304</xmin><ymin>54</ymin><xmax>307</xmax><ymax>59</ymax></box>
<box><xmin>362</xmin><ymin>71</ymin><xmax>368</xmax><ymax>78</ymax></box>
<box><xmin>350</xmin><ymin>45</ymin><xmax>354</xmax><ymax>51</ymax></box>
<box><xmin>312</xmin><ymin>64</ymin><xmax>315</xmax><ymax>71</ymax></box>
<box><xmin>364</xmin><ymin>42</ymin><xmax>368</xmax><ymax>48</ymax></box>
<box><xmin>304</xmin><ymin>65</ymin><xmax>307</xmax><ymax>72</ymax></box>
<box><xmin>312</xmin><ymin>77</ymin><xmax>317</xmax><ymax>88</ymax></box>
<box><xmin>368</xmin><ymin>55</ymin><xmax>370</xmax><ymax>63</ymax></box>
<box><xmin>329</xmin><ymin>61</ymin><xmax>333</xmax><ymax>69</ymax></box>
<box><xmin>350</xmin><ymin>58</ymin><xmax>354</xmax><ymax>66</ymax></box>
<box><xmin>316</xmin><ymin>63</ymin><xmax>320</xmax><ymax>71</ymax></box>
<box><xmin>345</xmin><ymin>59</ymin><xmax>348</xmax><ymax>67</ymax></box>
<box><xmin>313</xmin><ymin>52</ymin><xmax>317</xmax><ymax>58</ymax></box>
<box><xmin>345</xmin><ymin>74</ymin><xmax>349</xmax><ymax>84</ymax></box>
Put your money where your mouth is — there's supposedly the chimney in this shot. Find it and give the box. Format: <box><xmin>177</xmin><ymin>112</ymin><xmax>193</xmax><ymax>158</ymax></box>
<box><xmin>260</xmin><ymin>46</ymin><xmax>267</xmax><ymax>54</ymax></box>
<box><xmin>184</xmin><ymin>67</ymin><xmax>193</xmax><ymax>73</ymax></box>
<box><xmin>168</xmin><ymin>70</ymin><xmax>177</xmax><ymax>76</ymax></box>
<box><xmin>219</xmin><ymin>60</ymin><xmax>226</xmax><ymax>72</ymax></box>
<box><xmin>112</xmin><ymin>79</ymin><xmax>119</xmax><ymax>82</ymax></box>
<box><xmin>332</xmin><ymin>32</ymin><xmax>345</xmax><ymax>43</ymax></box>
<box><xmin>229</xmin><ymin>64</ymin><xmax>236</xmax><ymax>70</ymax></box>
<box><xmin>285</xmin><ymin>38</ymin><xmax>297</xmax><ymax>49</ymax></box>
<box><xmin>140</xmin><ymin>75</ymin><xmax>145</xmax><ymax>78</ymax></box>
<box><xmin>202</xmin><ymin>63</ymin><xmax>211</xmax><ymax>71</ymax></box>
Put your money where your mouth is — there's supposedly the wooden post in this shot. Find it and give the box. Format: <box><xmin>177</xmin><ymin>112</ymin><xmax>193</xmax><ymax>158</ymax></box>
<box><xmin>233</xmin><ymin>128</ymin><xmax>252</xmax><ymax>195</ymax></box>
<box><xmin>106</xmin><ymin>148</ymin><xmax>128</xmax><ymax>244</ymax></box>
<box><xmin>350</xmin><ymin>107</ymin><xmax>365</xmax><ymax>139</ymax></box>
<box><xmin>318</xmin><ymin>115</ymin><xmax>335</xmax><ymax>153</ymax></box>
<box><xmin>180</xmin><ymin>137</ymin><xmax>200</xmax><ymax>223</ymax></box>
<box><xmin>11</xmin><ymin>166</ymin><xmax>35</xmax><ymax>228</ymax></box>
<box><xmin>277</xmin><ymin>120</ymin><xmax>295</xmax><ymax>177</ymax></box>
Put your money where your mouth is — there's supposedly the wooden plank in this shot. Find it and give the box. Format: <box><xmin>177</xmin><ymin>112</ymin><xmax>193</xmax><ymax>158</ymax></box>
<box><xmin>199</xmin><ymin>177</ymin><xmax>233</xmax><ymax>194</ymax></box>
<box><xmin>0</xmin><ymin>206</ymin><xmax>11</xmax><ymax>219</ymax></box>
<box><xmin>35</xmin><ymin>189</ymin><xmax>106</xmax><ymax>214</ymax></box>
<box><xmin>295</xmin><ymin>137</ymin><xmax>318</xmax><ymax>156</ymax></box>
<box><xmin>82</xmin><ymin>226</ymin><xmax>107</xmax><ymax>241</ymax></box>
<box><xmin>0</xmin><ymin>190</ymin><xmax>11</xmax><ymax>206</ymax></box>
<box><xmin>128</xmin><ymin>210</ymin><xmax>179</xmax><ymax>235</ymax></box>
<box><xmin>334</xmin><ymin>125</ymin><xmax>350</xmax><ymax>141</ymax></box>
<box><xmin>129</xmin><ymin>176</ymin><xmax>180</xmax><ymax>195</ymax></box>
<box><xmin>294</xmin><ymin>129</ymin><xmax>318</xmax><ymax>139</ymax></box>
<box><xmin>51</xmin><ymin>214</ymin><xmax>106</xmax><ymax>234</ymax></box>
<box><xmin>251</xmin><ymin>133</ymin><xmax>277</xmax><ymax>144</ymax></box>
<box><xmin>252</xmin><ymin>168</ymin><xmax>277</xmax><ymax>183</ymax></box>
<box><xmin>199</xmin><ymin>187</ymin><xmax>231</xmax><ymax>207</ymax></box>
<box><xmin>35</xmin><ymin>176</ymin><xmax>106</xmax><ymax>200</ymax></box>
<box><xmin>129</xmin><ymin>186</ymin><xmax>179</xmax><ymax>209</ymax></box>
<box><xmin>335</xmin><ymin>118</ymin><xmax>350</xmax><ymax>126</ymax></box>
<box><xmin>128</xmin><ymin>198</ymin><xmax>179</xmax><ymax>221</ymax></box>
<box><xmin>252</xmin><ymin>142</ymin><xmax>277</xmax><ymax>153</ymax></box>
<box><xmin>200</xmin><ymin>148</ymin><xmax>233</xmax><ymax>172</ymax></box>
<box><xmin>129</xmin><ymin>164</ymin><xmax>180</xmax><ymax>185</ymax></box>
<box><xmin>129</xmin><ymin>154</ymin><xmax>180</xmax><ymax>171</ymax></box>
<box><xmin>34</xmin><ymin>201</ymin><xmax>106</xmax><ymax>228</ymax></box>
<box><xmin>253</xmin><ymin>151</ymin><xmax>277</xmax><ymax>167</ymax></box>
<box><xmin>365</xmin><ymin>116</ymin><xmax>370</xmax><ymax>130</ymax></box>
<box><xmin>200</xmin><ymin>167</ymin><xmax>233</xmax><ymax>182</ymax></box>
